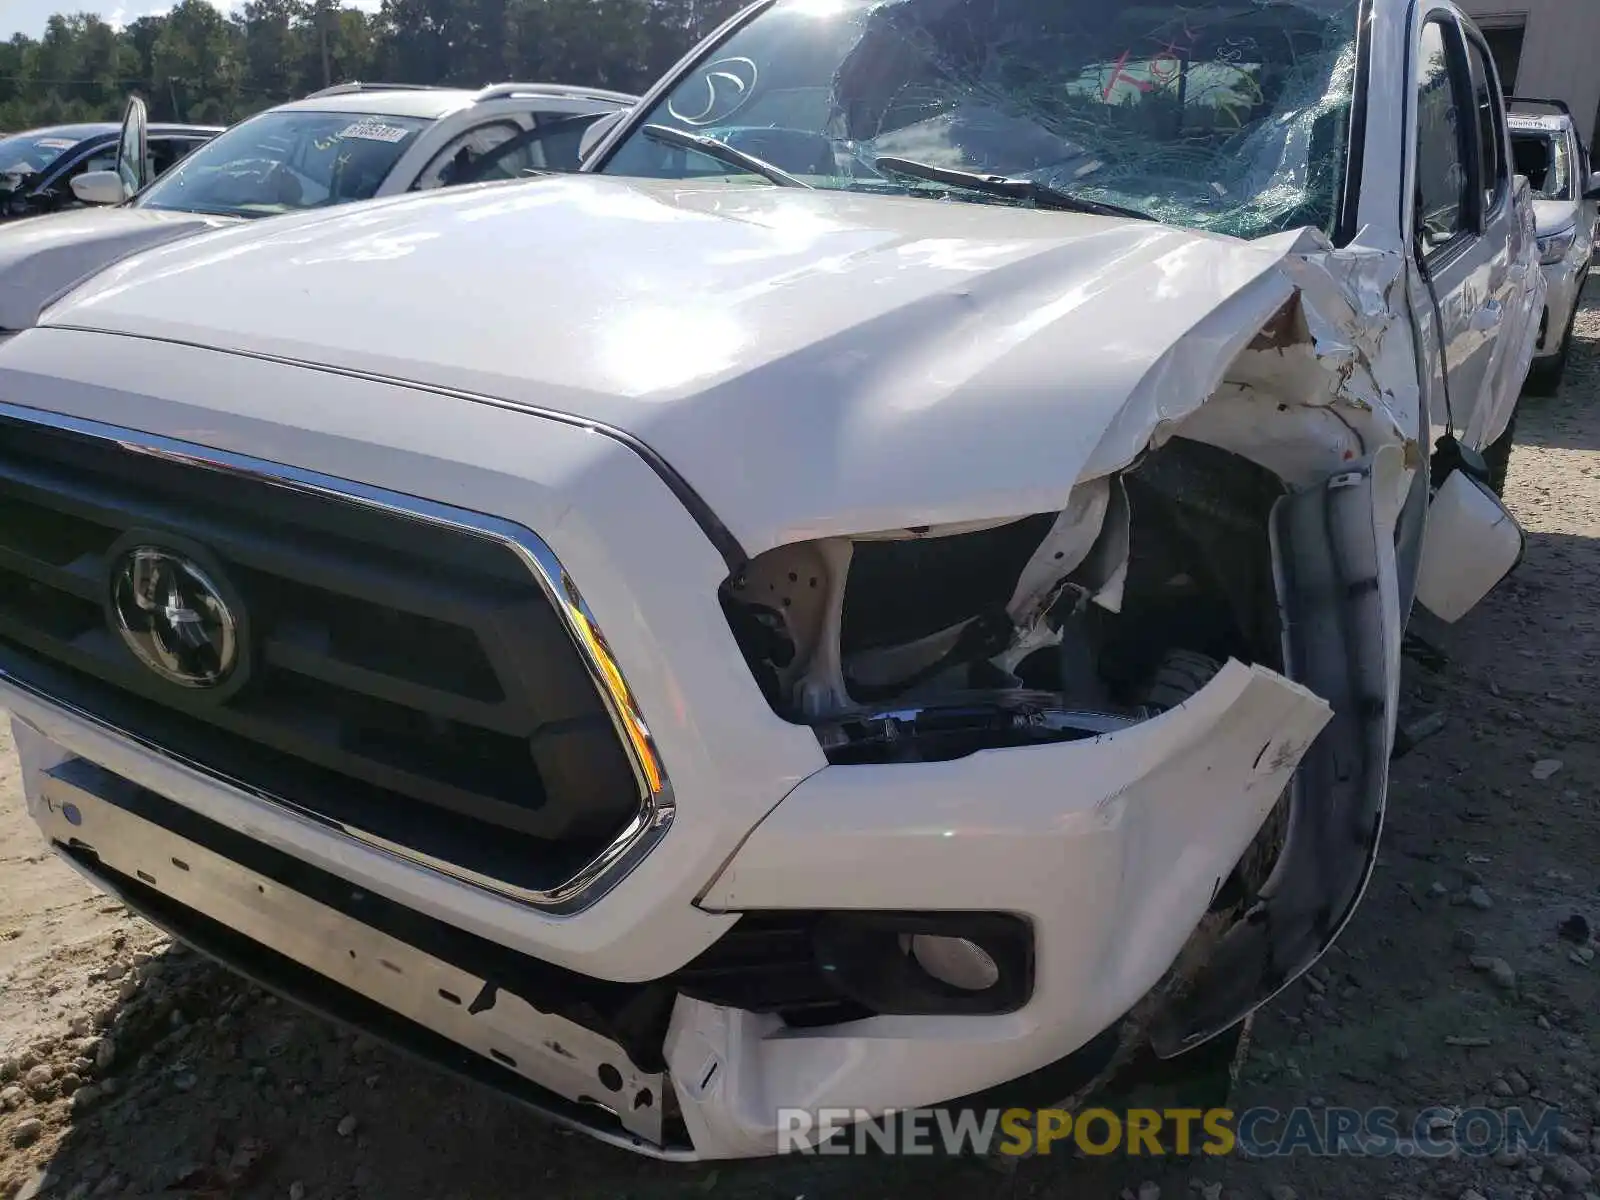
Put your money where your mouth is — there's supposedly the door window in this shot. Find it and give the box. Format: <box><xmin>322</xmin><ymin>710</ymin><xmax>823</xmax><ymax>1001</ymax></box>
<box><xmin>457</xmin><ymin>112</ymin><xmax>617</xmax><ymax>185</ymax></box>
<box><xmin>1465</xmin><ymin>36</ymin><xmax>1508</xmax><ymax>217</ymax></box>
<box><xmin>456</xmin><ymin>112</ymin><xmax>616</xmax><ymax>183</ymax></box>
<box><xmin>413</xmin><ymin>121</ymin><xmax>522</xmax><ymax>190</ymax></box>
<box><xmin>116</xmin><ymin>97</ymin><xmax>148</xmax><ymax>197</ymax></box>
<box><xmin>148</xmin><ymin>137</ymin><xmax>206</xmax><ymax>179</ymax></box>
<box><xmin>1414</xmin><ymin>18</ymin><xmax>1471</xmax><ymax>251</ymax></box>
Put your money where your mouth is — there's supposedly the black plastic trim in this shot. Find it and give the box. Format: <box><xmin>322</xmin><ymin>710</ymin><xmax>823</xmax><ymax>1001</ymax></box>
<box><xmin>1335</xmin><ymin>0</ymin><xmax>1374</xmax><ymax>248</ymax></box>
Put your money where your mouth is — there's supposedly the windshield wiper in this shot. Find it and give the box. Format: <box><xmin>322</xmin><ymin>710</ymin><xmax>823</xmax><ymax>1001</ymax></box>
<box><xmin>874</xmin><ymin>156</ymin><xmax>1153</xmax><ymax>221</ymax></box>
<box><xmin>641</xmin><ymin>124</ymin><xmax>811</xmax><ymax>189</ymax></box>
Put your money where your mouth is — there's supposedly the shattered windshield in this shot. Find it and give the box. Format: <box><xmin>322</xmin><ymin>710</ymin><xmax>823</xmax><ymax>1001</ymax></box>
<box><xmin>1512</xmin><ymin>130</ymin><xmax>1572</xmax><ymax>201</ymax></box>
<box><xmin>136</xmin><ymin>109</ymin><xmax>430</xmax><ymax>218</ymax></box>
<box><xmin>599</xmin><ymin>0</ymin><xmax>1360</xmax><ymax>239</ymax></box>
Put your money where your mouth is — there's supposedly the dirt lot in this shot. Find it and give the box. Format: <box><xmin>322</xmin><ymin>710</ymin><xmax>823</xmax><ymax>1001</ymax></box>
<box><xmin>3</xmin><ymin>295</ymin><xmax>1600</xmax><ymax>1200</ymax></box>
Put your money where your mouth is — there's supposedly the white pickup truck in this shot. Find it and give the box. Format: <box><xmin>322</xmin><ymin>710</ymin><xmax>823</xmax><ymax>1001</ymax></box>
<box><xmin>0</xmin><ymin>0</ymin><xmax>1543</xmax><ymax>1161</ymax></box>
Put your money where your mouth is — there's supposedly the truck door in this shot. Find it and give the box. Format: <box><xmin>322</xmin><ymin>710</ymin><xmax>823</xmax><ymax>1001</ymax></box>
<box><xmin>1412</xmin><ymin>12</ymin><xmax>1506</xmax><ymax>448</ymax></box>
<box><xmin>1460</xmin><ymin>22</ymin><xmax>1536</xmax><ymax>450</ymax></box>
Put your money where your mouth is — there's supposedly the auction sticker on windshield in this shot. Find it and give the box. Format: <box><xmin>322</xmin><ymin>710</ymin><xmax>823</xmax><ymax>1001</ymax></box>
<box><xmin>339</xmin><ymin>121</ymin><xmax>411</xmax><ymax>143</ymax></box>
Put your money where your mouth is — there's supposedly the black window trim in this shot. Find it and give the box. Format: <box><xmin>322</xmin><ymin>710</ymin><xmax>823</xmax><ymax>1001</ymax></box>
<box><xmin>1461</xmin><ymin>21</ymin><xmax>1511</xmax><ymax>232</ymax></box>
<box><xmin>1333</xmin><ymin>0</ymin><xmax>1375</xmax><ymax>248</ymax></box>
<box><xmin>1411</xmin><ymin>10</ymin><xmax>1479</xmax><ymax>268</ymax></box>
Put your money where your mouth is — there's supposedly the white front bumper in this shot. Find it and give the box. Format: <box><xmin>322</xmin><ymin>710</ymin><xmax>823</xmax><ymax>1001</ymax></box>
<box><xmin>6</xmin><ymin>654</ymin><xmax>1327</xmax><ymax>1159</ymax></box>
<box><xmin>0</xmin><ymin>327</ymin><xmax>1335</xmax><ymax>1159</ymax></box>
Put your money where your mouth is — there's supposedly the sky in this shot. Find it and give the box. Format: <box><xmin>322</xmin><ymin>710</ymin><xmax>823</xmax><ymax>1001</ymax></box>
<box><xmin>3</xmin><ymin>0</ymin><xmax>209</xmax><ymax>38</ymax></box>
<box><xmin>1</xmin><ymin>0</ymin><xmax>378</xmax><ymax>39</ymax></box>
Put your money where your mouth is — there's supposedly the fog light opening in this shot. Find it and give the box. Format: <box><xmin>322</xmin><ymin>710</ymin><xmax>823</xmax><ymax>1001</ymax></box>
<box><xmin>808</xmin><ymin>911</ymin><xmax>1034</xmax><ymax>1015</ymax></box>
<box><xmin>908</xmin><ymin>934</ymin><xmax>1001</xmax><ymax>991</ymax></box>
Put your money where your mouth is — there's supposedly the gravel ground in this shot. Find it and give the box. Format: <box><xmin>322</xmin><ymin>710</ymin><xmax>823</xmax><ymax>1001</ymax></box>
<box><xmin>3</xmin><ymin>290</ymin><xmax>1600</xmax><ymax>1200</ymax></box>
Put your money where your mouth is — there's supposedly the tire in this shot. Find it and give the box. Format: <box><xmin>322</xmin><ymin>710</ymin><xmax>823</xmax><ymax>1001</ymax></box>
<box><xmin>1482</xmin><ymin>404</ymin><xmax>1518</xmax><ymax>498</ymax></box>
<box><xmin>1525</xmin><ymin>332</ymin><xmax>1572</xmax><ymax>397</ymax></box>
<box><xmin>1526</xmin><ymin>284</ymin><xmax>1585</xmax><ymax>397</ymax></box>
<box><xmin>1140</xmin><ymin>648</ymin><xmax>1222</xmax><ymax>712</ymax></box>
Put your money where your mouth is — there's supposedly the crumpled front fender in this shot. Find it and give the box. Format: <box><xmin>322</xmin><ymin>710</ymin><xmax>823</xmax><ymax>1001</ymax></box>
<box><xmin>1151</xmin><ymin>448</ymin><xmax>1403</xmax><ymax>1055</ymax></box>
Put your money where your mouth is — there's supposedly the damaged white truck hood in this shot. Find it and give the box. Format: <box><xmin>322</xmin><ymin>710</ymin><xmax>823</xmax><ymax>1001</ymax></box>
<box><xmin>37</xmin><ymin>175</ymin><xmax>1410</xmax><ymax>554</ymax></box>
<box><xmin>0</xmin><ymin>206</ymin><xmax>236</xmax><ymax>332</ymax></box>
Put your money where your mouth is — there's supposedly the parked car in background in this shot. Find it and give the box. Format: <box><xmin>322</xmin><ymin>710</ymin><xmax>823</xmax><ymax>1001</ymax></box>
<box><xmin>70</xmin><ymin>80</ymin><xmax>638</xmax><ymax>211</ymax></box>
<box><xmin>0</xmin><ymin>0</ymin><xmax>1544</xmax><ymax>1163</ymax></box>
<box><xmin>1507</xmin><ymin>99</ymin><xmax>1600</xmax><ymax>393</ymax></box>
<box><xmin>0</xmin><ymin>115</ymin><xmax>220</xmax><ymax>221</ymax></box>
<box><xmin>0</xmin><ymin>82</ymin><xmax>636</xmax><ymax>333</ymax></box>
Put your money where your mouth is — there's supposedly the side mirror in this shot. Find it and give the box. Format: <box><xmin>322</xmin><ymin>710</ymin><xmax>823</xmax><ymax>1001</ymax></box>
<box><xmin>71</xmin><ymin>170</ymin><xmax>127</xmax><ymax>205</ymax></box>
<box><xmin>1584</xmin><ymin>171</ymin><xmax>1600</xmax><ymax>202</ymax></box>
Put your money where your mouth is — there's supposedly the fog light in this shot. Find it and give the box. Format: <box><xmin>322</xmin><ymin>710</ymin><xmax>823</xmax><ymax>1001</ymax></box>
<box><xmin>809</xmin><ymin>911</ymin><xmax>1033</xmax><ymax>1015</ymax></box>
<box><xmin>908</xmin><ymin>934</ymin><xmax>1000</xmax><ymax>991</ymax></box>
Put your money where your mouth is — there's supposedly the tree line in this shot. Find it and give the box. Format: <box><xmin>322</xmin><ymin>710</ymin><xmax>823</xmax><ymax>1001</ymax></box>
<box><xmin>0</xmin><ymin>0</ymin><xmax>744</xmax><ymax>130</ymax></box>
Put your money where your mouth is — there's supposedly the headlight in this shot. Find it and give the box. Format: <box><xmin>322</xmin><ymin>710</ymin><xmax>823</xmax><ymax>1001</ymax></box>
<box><xmin>1539</xmin><ymin>225</ymin><xmax>1577</xmax><ymax>266</ymax></box>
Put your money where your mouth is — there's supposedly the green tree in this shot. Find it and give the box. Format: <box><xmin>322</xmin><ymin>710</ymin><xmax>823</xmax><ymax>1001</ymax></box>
<box><xmin>1</xmin><ymin>0</ymin><xmax>715</xmax><ymax>133</ymax></box>
<box><xmin>152</xmin><ymin>0</ymin><xmax>247</xmax><ymax>122</ymax></box>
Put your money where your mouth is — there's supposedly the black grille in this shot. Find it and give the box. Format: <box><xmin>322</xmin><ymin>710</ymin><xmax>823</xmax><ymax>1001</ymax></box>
<box><xmin>0</xmin><ymin>416</ymin><xmax>644</xmax><ymax>894</ymax></box>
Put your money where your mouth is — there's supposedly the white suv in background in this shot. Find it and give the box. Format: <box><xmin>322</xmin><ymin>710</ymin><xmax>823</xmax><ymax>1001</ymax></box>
<box><xmin>0</xmin><ymin>83</ymin><xmax>636</xmax><ymax>332</ymax></box>
<box><xmin>1507</xmin><ymin>99</ymin><xmax>1600</xmax><ymax>393</ymax></box>
<box><xmin>77</xmin><ymin>81</ymin><xmax>640</xmax><ymax>210</ymax></box>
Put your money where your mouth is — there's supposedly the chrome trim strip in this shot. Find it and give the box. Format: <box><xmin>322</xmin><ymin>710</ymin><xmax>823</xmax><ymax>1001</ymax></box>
<box><xmin>0</xmin><ymin>400</ymin><xmax>675</xmax><ymax>914</ymax></box>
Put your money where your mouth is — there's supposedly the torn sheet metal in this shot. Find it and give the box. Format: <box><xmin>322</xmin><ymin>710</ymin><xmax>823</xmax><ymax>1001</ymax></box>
<box><xmin>722</xmin><ymin>218</ymin><xmax>1423</xmax><ymax>732</ymax></box>
<box><xmin>1151</xmin><ymin>230</ymin><xmax>1418</xmax><ymax>495</ymax></box>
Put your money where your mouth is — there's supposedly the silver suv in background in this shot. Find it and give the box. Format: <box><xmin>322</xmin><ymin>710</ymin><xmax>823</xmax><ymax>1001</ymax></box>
<box><xmin>1507</xmin><ymin>98</ymin><xmax>1600</xmax><ymax>393</ymax></box>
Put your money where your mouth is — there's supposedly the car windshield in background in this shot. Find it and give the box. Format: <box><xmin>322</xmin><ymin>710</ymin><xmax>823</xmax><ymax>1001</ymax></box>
<box><xmin>599</xmin><ymin>0</ymin><xmax>1360</xmax><ymax>239</ymax></box>
<box><xmin>1512</xmin><ymin>131</ymin><xmax>1572</xmax><ymax>201</ymax></box>
<box><xmin>136</xmin><ymin>109</ymin><xmax>430</xmax><ymax>218</ymax></box>
<box><xmin>0</xmin><ymin>133</ymin><xmax>82</xmax><ymax>180</ymax></box>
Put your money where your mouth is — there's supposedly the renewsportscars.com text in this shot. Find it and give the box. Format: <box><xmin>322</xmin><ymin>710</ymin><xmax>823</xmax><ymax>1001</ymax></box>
<box><xmin>775</xmin><ymin>1105</ymin><xmax>1566</xmax><ymax>1158</ymax></box>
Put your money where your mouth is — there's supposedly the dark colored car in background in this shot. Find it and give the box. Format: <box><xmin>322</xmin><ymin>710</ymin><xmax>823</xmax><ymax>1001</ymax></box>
<box><xmin>0</xmin><ymin>120</ymin><xmax>222</xmax><ymax>220</ymax></box>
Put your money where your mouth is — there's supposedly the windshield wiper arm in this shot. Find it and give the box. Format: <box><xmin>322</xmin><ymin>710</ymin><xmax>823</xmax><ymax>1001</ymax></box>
<box><xmin>874</xmin><ymin>156</ymin><xmax>1153</xmax><ymax>221</ymax></box>
<box><xmin>641</xmin><ymin>124</ymin><xmax>811</xmax><ymax>189</ymax></box>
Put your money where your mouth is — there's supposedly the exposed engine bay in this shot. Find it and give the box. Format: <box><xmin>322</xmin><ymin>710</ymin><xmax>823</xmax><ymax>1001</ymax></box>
<box><xmin>722</xmin><ymin>436</ymin><xmax>1287</xmax><ymax>763</ymax></box>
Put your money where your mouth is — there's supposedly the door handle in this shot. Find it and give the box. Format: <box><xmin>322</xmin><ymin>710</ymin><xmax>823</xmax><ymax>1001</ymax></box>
<box><xmin>1470</xmin><ymin>300</ymin><xmax>1503</xmax><ymax>332</ymax></box>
